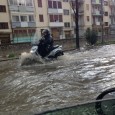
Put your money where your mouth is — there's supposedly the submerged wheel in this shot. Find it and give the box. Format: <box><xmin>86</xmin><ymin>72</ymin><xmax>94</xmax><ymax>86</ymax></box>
<box><xmin>95</xmin><ymin>88</ymin><xmax>115</xmax><ymax>115</ymax></box>
<box><xmin>55</xmin><ymin>51</ymin><xmax>64</xmax><ymax>58</ymax></box>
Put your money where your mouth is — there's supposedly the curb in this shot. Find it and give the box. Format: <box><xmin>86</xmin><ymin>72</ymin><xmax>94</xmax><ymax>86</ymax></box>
<box><xmin>0</xmin><ymin>57</ymin><xmax>19</xmax><ymax>62</ymax></box>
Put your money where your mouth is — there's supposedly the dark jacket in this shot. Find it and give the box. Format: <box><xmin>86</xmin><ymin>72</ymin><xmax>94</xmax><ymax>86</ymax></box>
<box><xmin>38</xmin><ymin>34</ymin><xmax>54</xmax><ymax>58</ymax></box>
<box><xmin>44</xmin><ymin>34</ymin><xmax>53</xmax><ymax>47</ymax></box>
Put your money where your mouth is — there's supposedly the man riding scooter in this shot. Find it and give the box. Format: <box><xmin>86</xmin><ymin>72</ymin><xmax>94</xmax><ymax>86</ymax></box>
<box><xmin>37</xmin><ymin>29</ymin><xmax>54</xmax><ymax>58</ymax></box>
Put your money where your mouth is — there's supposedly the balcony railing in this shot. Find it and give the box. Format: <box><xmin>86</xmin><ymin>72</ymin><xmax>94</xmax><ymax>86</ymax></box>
<box><xmin>72</xmin><ymin>22</ymin><xmax>84</xmax><ymax>27</ymax></box>
<box><xmin>79</xmin><ymin>10</ymin><xmax>84</xmax><ymax>15</ymax></box>
<box><xmin>48</xmin><ymin>9</ymin><xmax>63</xmax><ymax>14</ymax></box>
<box><xmin>12</xmin><ymin>22</ymin><xmax>36</xmax><ymax>28</ymax></box>
<box><xmin>92</xmin><ymin>10</ymin><xmax>101</xmax><ymax>16</ymax></box>
<box><xmin>92</xmin><ymin>0</ymin><xmax>101</xmax><ymax>5</ymax></box>
<box><xmin>71</xmin><ymin>0</ymin><xmax>84</xmax><ymax>4</ymax></box>
<box><xmin>9</xmin><ymin>5</ymin><xmax>34</xmax><ymax>12</ymax></box>
<box><xmin>92</xmin><ymin>22</ymin><xmax>101</xmax><ymax>26</ymax></box>
<box><xmin>49</xmin><ymin>22</ymin><xmax>64</xmax><ymax>27</ymax></box>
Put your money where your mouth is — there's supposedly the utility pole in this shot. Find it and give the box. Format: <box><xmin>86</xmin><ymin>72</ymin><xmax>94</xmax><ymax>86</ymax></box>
<box><xmin>101</xmin><ymin>0</ymin><xmax>104</xmax><ymax>44</ymax></box>
<box><xmin>75</xmin><ymin>0</ymin><xmax>80</xmax><ymax>49</ymax></box>
<box><xmin>70</xmin><ymin>0</ymin><xmax>80</xmax><ymax>49</ymax></box>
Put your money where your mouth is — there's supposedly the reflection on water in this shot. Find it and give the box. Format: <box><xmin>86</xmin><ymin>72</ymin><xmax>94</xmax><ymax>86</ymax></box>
<box><xmin>0</xmin><ymin>44</ymin><xmax>115</xmax><ymax>114</ymax></box>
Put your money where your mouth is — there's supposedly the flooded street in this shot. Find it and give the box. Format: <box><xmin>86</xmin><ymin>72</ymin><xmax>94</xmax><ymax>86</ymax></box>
<box><xmin>1</xmin><ymin>44</ymin><xmax>115</xmax><ymax>115</ymax></box>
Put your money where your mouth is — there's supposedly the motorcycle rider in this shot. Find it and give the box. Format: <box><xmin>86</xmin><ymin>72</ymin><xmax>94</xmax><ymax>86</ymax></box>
<box><xmin>37</xmin><ymin>29</ymin><xmax>54</xmax><ymax>58</ymax></box>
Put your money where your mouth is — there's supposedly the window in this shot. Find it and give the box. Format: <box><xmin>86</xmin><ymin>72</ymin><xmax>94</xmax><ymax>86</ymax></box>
<box><xmin>98</xmin><ymin>17</ymin><xmax>101</xmax><ymax>22</ymax></box>
<box><xmin>49</xmin><ymin>15</ymin><xmax>63</xmax><ymax>22</ymax></box>
<box><xmin>0</xmin><ymin>5</ymin><xmax>6</xmax><ymax>12</ymax></box>
<box><xmin>12</xmin><ymin>15</ymin><xmax>20</xmax><ymax>22</ymax></box>
<box><xmin>104</xmin><ymin>1</ymin><xmax>108</xmax><ymax>6</ymax></box>
<box><xmin>9</xmin><ymin>0</ymin><xmax>18</xmax><ymax>5</ymax></box>
<box><xmin>39</xmin><ymin>15</ymin><xmax>44</xmax><ymax>22</ymax></box>
<box><xmin>63</xmin><ymin>0</ymin><xmax>68</xmax><ymax>2</ymax></box>
<box><xmin>105</xmin><ymin>12</ymin><xmax>108</xmax><ymax>16</ymax></box>
<box><xmin>53</xmin><ymin>1</ymin><xmax>57</xmax><ymax>8</ymax></box>
<box><xmin>58</xmin><ymin>1</ymin><xmax>62</xmax><ymax>8</ymax></box>
<box><xmin>0</xmin><ymin>23</ymin><xmax>8</xmax><ymax>29</ymax></box>
<box><xmin>48</xmin><ymin>0</ymin><xmax>52</xmax><ymax>8</ymax></box>
<box><xmin>105</xmin><ymin>22</ymin><xmax>108</xmax><ymax>26</ymax></box>
<box><xmin>48</xmin><ymin>0</ymin><xmax>62</xmax><ymax>9</ymax></box>
<box><xmin>59</xmin><ymin>15</ymin><xmax>63</xmax><ymax>22</ymax></box>
<box><xmin>38</xmin><ymin>0</ymin><xmax>42</xmax><ymax>7</ymax></box>
<box><xmin>87</xmin><ymin>16</ymin><xmax>90</xmax><ymax>22</ymax></box>
<box><xmin>29</xmin><ymin>15</ymin><xmax>34</xmax><ymax>22</ymax></box>
<box><xmin>18</xmin><ymin>0</ymin><xmax>25</xmax><ymax>6</ymax></box>
<box><xmin>20</xmin><ymin>16</ymin><xmax>27</xmax><ymax>22</ymax></box>
<box><xmin>64</xmin><ymin>9</ymin><xmax>69</xmax><ymax>15</ymax></box>
<box><xmin>26</xmin><ymin>0</ymin><xmax>33</xmax><ymax>6</ymax></box>
<box><xmin>28</xmin><ymin>29</ymin><xmax>35</xmax><ymax>36</ymax></box>
<box><xmin>86</xmin><ymin>4</ymin><xmax>89</xmax><ymax>11</ymax></box>
<box><xmin>64</xmin><ymin>22</ymin><xmax>70</xmax><ymax>27</ymax></box>
<box><xmin>49</xmin><ymin>15</ymin><xmax>53</xmax><ymax>22</ymax></box>
<box><xmin>71</xmin><ymin>1</ymin><xmax>76</xmax><ymax>9</ymax></box>
<box><xmin>54</xmin><ymin>15</ymin><xmax>58</xmax><ymax>22</ymax></box>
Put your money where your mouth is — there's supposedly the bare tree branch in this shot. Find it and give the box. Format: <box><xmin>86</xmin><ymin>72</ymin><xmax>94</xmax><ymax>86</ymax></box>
<box><xmin>69</xmin><ymin>0</ymin><xmax>76</xmax><ymax>14</ymax></box>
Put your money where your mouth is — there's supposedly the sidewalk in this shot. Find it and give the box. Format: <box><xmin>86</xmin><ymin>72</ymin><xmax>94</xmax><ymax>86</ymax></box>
<box><xmin>0</xmin><ymin>55</ymin><xmax>19</xmax><ymax>62</ymax></box>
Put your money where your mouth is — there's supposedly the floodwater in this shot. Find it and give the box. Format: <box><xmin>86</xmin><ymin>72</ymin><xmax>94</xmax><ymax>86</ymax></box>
<box><xmin>1</xmin><ymin>44</ymin><xmax>115</xmax><ymax>115</ymax></box>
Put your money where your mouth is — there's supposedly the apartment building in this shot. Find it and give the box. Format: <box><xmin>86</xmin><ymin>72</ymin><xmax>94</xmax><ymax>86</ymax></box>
<box><xmin>63</xmin><ymin>0</ymin><xmax>73</xmax><ymax>39</ymax></box>
<box><xmin>91</xmin><ymin>0</ymin><xmax>110</xmax><ymax>35</ymax></box>
<box><xmin>35</xmin><ymin>0</ymin><xmax>84</xmax><ymax>40</ymax></box>
<box><xmin>0</xmin><ymin>0</ymin><xmax>115</xmax><ymax>44</ymax></box>
<box><xmin>34</xmin><ymin>0</ymin><xmax>49</xmax><ymax>39</ymax></box>
<box><xmin>110</xmin><ymin>0</ymin><xmax>115</xmax><ymax>24</ymax></box>
<box><xmin>7</xmin><ymin>0</ymin><xmax>36</xmax><ymax>43</ymax></box>
<box><xmin>0</xmin><ymin>0</ymin><xmax>11</xmax><ymax>44</ymax></box>
<box><xmin>109</xmin><ymin>0</ymin><xmax>115</xmax><ymax>34</ymax></box>
<box><xmin>34</xmin><ymin>0</ymin><xmax>73</xmax><ymax>40</ymax></box>
<box><xmin>78</xmin><ymin>0</ymin><xmax>92</xmax><ymax>36</ymax></box>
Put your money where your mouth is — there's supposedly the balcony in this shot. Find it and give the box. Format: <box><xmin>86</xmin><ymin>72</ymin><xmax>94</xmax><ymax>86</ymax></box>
<box><xmin>49</xmin><ymin>22</ymin><xmax>64</xmax><ymax>27</ymax></box>
<box><xmin>78</xmin><ymin>0</ymin><xmax>84</xmax><ymax>4</ymax></box>
<box><xmin>92</xmin><ymin>22</ymin><xmax>101</xmax><ymax>26</ymax></box>
<box><xmin>12</xmin><ymin>22</ymin><xmax>36</xmax><ymax>28</ymax></box>
<box><xmin>109</xmin><ymin>1</ymin><xmax>115</xmax><ymax>6</ymax></box>
<box><xmin>79</xmin><ymin>10</ymin><xmax>84</xmax><ymax>15</ymax></box>
<box><xmin>92</xmin><ymin>0</ymin><xmax>101</xmax><ymax>5</ymax></box>
<box><xmin>12</xmin><ymin>22</ymin><xmax>21</xmax><ymax>28</ymax></box>
<box><xmin>72</xmin><ymin>22</ymin><xmax>84</xmax><ymax>27</ymax></box>
<box><xmin>92</xmin><ymin>10</ymin><xmax>101</xmax><ymax>16</ymax></box>
<box><xmin>71</xmin><ymin>0</ymin><xmax>84</xmax><ymax>4</ymax></box>
<box><xmin>48</xmin><ymin>9</ymin><xmax>63</xmax><ymax>14</ymax></box>
<box><xmin>71</xmin><ymin>10</ymin><xmax>84</xmax><ymax>15</ymax></box>
<box><xmin>28</xmin><ymin>22</ymin><xmax>36</xmax><ymax>27</ymax></box>
<box><xmin>9</xmin><ymin>5</ymin><xmax>34</xmax><ymax>12</ymax></box>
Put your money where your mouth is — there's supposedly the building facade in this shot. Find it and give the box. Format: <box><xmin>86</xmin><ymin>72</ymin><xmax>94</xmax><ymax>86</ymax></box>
<box><xmin>0</xmin><ymin>0</ymin><xmax>11</xmax><ymax>44</ymax></box>
<box><xmin>34</xmin><ymin>0</ymin><xmax>74</xmax><ymax>40</ymax></box>
<box><xmin>0</xmin><ymin>0</ymin><xmax>115</xmax><ymax>44</ymax></box>
<box><xmin>7</xmin><ymin>0</ymin><xmax>36</xmax><ymax>43</ymax></box>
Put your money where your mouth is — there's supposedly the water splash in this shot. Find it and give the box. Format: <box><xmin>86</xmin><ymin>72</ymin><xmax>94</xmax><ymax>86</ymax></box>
<box><xmin>19</xmin><ymin>52</ymin><xmax>44</xmax><ymax>66</ymax></box>
<box><xmin>31</xmin><ymin>31</ymin><xmax>41</xmax><ymax>45</ymax></box>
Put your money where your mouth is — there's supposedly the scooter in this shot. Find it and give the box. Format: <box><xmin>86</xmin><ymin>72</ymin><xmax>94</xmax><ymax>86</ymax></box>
<box><xmin>30</xmin><ymin>44</ymin><xmax>64</xmax><ymax>61</ymax></box>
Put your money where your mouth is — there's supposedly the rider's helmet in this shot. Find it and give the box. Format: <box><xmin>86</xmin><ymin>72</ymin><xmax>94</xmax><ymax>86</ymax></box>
<box><xmin>42</xmin><ymin>29</ymin><xmax>50</xmax><ymax>37</ymax></box>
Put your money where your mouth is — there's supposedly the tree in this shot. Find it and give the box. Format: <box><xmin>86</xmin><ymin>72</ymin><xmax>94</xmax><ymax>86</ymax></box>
<box><xmin>85</xmin><ymin>28</ymin><xmax>98</xmax><ymax>45</ymax></box>
<box><xmin>69</xmin><ymin>0</ymin><xmax>80</xmax><ymax>49</ymax></box>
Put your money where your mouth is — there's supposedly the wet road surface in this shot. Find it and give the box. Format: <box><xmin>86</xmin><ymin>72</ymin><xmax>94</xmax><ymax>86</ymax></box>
<box><xmin>0</xmin><ymin>44</ymin><xmax>115</xmax><ymax>114</ymax></box>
